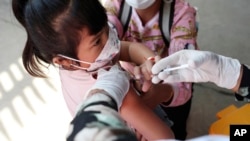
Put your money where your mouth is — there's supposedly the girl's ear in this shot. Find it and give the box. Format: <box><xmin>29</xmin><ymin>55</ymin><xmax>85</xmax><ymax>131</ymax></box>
<box><xmin>52</xmin><ymin>56</ymin><xmax>71</xmax><ymax>67</ymax></box>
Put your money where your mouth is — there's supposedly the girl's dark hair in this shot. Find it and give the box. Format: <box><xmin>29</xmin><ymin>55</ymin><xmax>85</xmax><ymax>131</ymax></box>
<box><xmin>12</xmin><ymin>0</ymin><xmax>107</xmax><ymax>77</ymax></box>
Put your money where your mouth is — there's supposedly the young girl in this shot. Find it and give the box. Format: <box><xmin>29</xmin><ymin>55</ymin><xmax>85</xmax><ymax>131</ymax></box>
<box><xmin>12</xmin><ymin>0</ymin><xmax>174</xmax><ymax>140</ymax></box>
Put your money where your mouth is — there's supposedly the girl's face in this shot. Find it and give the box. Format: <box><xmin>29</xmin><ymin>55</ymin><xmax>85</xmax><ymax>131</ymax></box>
<box><xmin>53</xmin><ymin>24</ymin><xmax>120</xmax><ymax>72</ymax></box>
<box><xmin>76</xmin><ymin>25</ymin><xmax>109</xmax><ymax>68</ymax></box>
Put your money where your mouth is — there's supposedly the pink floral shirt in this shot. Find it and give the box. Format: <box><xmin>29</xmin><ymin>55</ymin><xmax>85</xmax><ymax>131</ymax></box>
<box><xmin>103</xmin><ymin>0</ymin><xmax>199</xmax><ymax>107</ymax></box>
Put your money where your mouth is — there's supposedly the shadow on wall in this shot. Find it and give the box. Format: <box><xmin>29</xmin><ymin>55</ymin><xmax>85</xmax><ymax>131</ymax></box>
<box><xmin>0</xmin><ymin>2</ymin><xmax>70</xmax><ymax>140</ymax></box>
<box><xmin>0</xmin><ymin>54</ymin><xmax>64</xmax><ymax>141</ymax></box>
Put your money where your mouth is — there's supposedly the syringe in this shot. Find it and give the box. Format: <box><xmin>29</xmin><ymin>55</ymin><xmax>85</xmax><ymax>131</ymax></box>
<box><xmin>162</xmin><ymin>64</ymin><xmax>189</xmax><ymax>72</ymax></box>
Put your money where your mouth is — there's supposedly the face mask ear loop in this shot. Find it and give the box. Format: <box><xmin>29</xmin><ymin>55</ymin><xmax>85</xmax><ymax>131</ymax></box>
<box><xmin>70</xmin><ymin>64</ymin><xmax>89</xmax><ymax>71</ymax></box>
<box><xmin>57</xmin><ymin>54</ymin><xmax>92</xmax><ymax>65</ymax></box>
<box><xmin>69</xmin><ymin>64</ymin><xmax>99</xmax><ymax>76</ymax></box>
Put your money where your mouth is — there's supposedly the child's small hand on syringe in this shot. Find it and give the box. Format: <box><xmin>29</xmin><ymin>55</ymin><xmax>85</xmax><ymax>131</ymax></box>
<box><xmin>132</xmin><ymin>56</ymin><xmax>161</xmax><ymax>92</ymax></box>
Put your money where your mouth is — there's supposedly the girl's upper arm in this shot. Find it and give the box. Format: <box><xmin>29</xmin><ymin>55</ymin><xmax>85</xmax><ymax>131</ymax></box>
<box><xmin>119</xmin><ymin>41</ymin><xmax>155</xmax><ymax>65</ymax></box>
<box><xmin>119</xmin><ymin>41</ymin><xmax>131</xmax><ymax>62</ymax></box>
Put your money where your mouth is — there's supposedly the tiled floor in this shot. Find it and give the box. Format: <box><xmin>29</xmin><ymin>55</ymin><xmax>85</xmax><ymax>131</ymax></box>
<box><xmin>0</xmin><ymin>0</ymin><xmax>250</xmax><ymax>141</ymax></box>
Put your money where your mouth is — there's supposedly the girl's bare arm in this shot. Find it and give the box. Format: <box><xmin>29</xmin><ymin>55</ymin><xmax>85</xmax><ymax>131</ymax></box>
<box><xmin>119</xmin><ymin>86</ymin><xmax>175</xmax><ymax>140</ymax></box>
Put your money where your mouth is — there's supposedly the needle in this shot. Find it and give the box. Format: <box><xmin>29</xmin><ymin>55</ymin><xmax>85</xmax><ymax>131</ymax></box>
<box><xmin>162</xmin><ymin>64</ymin><xmax>189</xmax><ymax>72</ymax></box>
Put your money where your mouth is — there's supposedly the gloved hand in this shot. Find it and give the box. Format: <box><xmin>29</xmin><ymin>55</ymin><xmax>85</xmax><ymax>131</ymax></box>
<box><xmin>152</xmin><ymin>50</ymin><xmax>241</xmax><ymax>89</ymax></box>
<box><xmin>86</xmin><ymin>64</ymin><xmax>130</xmax><ymax>109</ymax></box>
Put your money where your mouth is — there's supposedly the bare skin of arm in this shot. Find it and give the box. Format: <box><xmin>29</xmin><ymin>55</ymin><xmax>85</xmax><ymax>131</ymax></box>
<box><xmin>119</xmin><ymin>86</ymin><xmax>175</xmax><ymax>140</ymax></box>
<box><xmin>119</xmin><ymin>41</ymin><xmax>174</xmax><ymax>106</ymax></box>
<box><xmin>119</xmin><ymin>41</ymin><xmax>155</xmax><ymax>64</ymax></box>
<box><xmin>118</xmin><ymin>41</ymin><xmax>175</xmax><ymax>140</ymax></box>
<box><xmin>141</xmin><ymin>83</ymin><xmax>174</xmax><ymax>109</ymax></box>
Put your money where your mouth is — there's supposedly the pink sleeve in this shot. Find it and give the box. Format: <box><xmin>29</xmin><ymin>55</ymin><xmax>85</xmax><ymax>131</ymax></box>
<box><xmin>103</xmin><ymin>0</ymin><xmax>124</xmax><ymax>38</ymax></box>
<box><xmin>166</xmin><ymin>0</ymin><xmax>199</xmax><ymax>107</ymax></box>
<box><xmin>168</xmin><ymin>0</ymin><xmax>199</xmax><ymax>55</ymax></box>
<box><xmin>164</xmin><ymin>83</ymin><xmax>193</xmax><ymax>107</ymax></box>
<box><xmin>59</xmin><ymin>69</ymin><xmax>97</xmax><ymax>116</ymax></box>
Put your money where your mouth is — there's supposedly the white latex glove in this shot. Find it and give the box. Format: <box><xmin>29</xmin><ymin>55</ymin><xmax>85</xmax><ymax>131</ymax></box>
<box><xmin>152</xmin><ymin>50</ymin><xmax>241</xmax><ymax>89</ymax></box>
<box><xmin>86</xmin><ymin>64</ymin><xmax>130</xmax><ymax>109</ymax></box>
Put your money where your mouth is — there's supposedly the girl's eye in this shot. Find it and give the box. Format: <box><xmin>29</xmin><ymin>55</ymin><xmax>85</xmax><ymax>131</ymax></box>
<box><xmin>93</xmin><ymin>38</ymin><xmax>101</xmax><ymax>46</ymax></box>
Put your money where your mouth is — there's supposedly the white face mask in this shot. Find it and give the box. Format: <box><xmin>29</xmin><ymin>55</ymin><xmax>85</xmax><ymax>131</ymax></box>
<box><xmin>58</xmin><ymin>23</ymin><xmax>120</xmax><ymax>72</ymax></box>
<box><xmin>125</xmin><ymin>0</ymin><xmax>156</xmax><ymax>9</ymax></box>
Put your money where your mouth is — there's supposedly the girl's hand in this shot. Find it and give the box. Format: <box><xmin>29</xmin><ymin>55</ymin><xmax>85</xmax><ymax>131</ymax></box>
<box><xmin>133</xmin><ymin>56</ymin><xmax>161</xmax><ymax>92</ymax></box>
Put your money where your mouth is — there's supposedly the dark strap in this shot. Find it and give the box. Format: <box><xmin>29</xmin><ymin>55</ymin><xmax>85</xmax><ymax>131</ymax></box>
<box><xmin>118</xmin><ymin>0</ymin><xmax>132</xmax><ymax>37</ymax></box>
<box><xmin>118</xmin><ymin>0</ymin><xmax>175</xmax><ymax>48</ymax></box>
<box><xmin>159</xmin><ymin>0</ymin><xmax>175</xmax><ymax>47</ymax></box>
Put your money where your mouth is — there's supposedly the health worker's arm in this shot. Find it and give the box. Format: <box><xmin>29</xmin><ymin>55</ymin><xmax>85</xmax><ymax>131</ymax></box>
<box><xmin>152</xmin><ymin>50</ymin><xmax>250</xmax><ymax>101</ymax></box>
